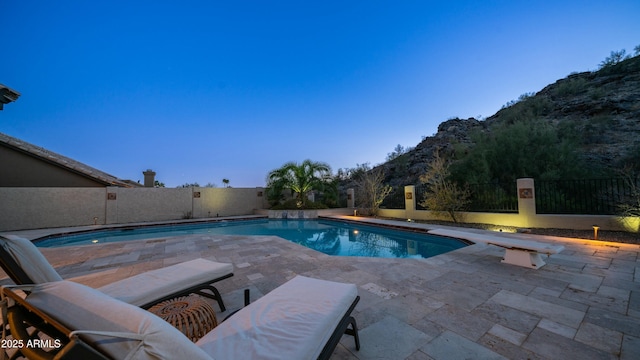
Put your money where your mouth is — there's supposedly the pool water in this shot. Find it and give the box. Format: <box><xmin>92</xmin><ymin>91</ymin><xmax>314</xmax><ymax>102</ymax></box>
<box><xmin>35</xmin><ymin>219</ymin><xmax>469</xmax><ymax>259</ymax></box>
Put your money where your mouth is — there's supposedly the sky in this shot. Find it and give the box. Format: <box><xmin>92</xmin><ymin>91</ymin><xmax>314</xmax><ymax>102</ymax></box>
<box><xmin>2</xmin><ymin>1</ymin><xmax>639</xmax><ymax>188</ymax></box>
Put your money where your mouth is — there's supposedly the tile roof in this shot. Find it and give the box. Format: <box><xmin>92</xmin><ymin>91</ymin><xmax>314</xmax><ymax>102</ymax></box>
<box><xmin>0</xmin><ymin>132</ymin><xmax>139</xmax><ymax>187</ymax></box>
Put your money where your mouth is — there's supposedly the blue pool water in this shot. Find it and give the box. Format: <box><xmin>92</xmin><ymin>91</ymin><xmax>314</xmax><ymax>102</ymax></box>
<box><xmin>35</xmin><ymin>219</ymin><xmax>469</xmax><ymax>259</ymax></box>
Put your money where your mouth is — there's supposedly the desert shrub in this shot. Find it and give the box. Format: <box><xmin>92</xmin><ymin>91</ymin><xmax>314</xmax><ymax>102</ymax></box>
<box><xmin>497</xmin><ymin>95</ymin><xmax>552</xmax><ymax>125</ymax></box>
<box><xmin>420</xmin><ymin>152</ymin><xmax>470</xmax><ymax>223</ymax></box>
<box><xmin>553</xmin><ymin>77</ymin><xmax>588</xmax><ymax>97</ymax></box>
<box><xmin>354</xmin><ymin>167</ymin><xmax>392</xmax><ymax>216</ymax></box>
<box><xmin>599</xmin><ymin>49</ymin><xmax>630</xmax><ymax>69</ymax></box>
<box><xmin>588</xmin><ymin>87</ymin><xmax>606</xmax><ymax>100</ymax></box>
<box><xmin>450</xmin><ymin>118</ymin><xmax>588</xmax><ymax>184</ymax></box>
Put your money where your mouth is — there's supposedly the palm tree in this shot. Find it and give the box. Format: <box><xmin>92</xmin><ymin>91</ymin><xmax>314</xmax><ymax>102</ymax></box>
<box><xmin>266</xmin><ymin>159</ymin><xmax>331</xmax><ymax>208</ymax></box>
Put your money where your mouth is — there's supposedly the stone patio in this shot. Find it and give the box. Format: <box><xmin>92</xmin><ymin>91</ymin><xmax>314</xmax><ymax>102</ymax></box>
<box><xmin>1</xmin><ymin>217</ymin><xmax>639</xmax><ymax>359</ymax></box>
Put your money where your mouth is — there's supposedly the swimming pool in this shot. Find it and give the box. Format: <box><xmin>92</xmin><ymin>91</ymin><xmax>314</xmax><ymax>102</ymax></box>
<box><xmin>35</xmin><ymin>219</ymin><xmax>469</xmax><ymax>259</ymax></box>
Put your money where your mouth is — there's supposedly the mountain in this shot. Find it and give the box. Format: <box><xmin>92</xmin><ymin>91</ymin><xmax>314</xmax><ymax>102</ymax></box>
<box><xmin>374</xmin><ymin>54</ymin><xmax>640</xmax><ymax>188</ymax></box>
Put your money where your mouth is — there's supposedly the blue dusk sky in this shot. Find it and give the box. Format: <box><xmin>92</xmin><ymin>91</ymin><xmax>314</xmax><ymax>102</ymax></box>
<box><xmin>2</xmin><ymin>1</ymin><xmax>639</xmax><ymax>187</ymax></box>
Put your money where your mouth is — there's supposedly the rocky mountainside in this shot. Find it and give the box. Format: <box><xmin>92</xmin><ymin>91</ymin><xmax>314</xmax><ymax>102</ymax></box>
<box><xmin>374</xmin><ymin>54</ymin><xmax>640</xmax><ymax>188</ymax></box>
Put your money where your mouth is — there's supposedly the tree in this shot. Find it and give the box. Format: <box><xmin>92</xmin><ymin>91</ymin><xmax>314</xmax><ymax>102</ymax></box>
<box><xmin>617</xmin><ymin>166</ymin><xmax>640</xmax><ymax>220</ymax></box>
<box><xmin>222</xmin><ymin>178</ymin><xmax>230</xmax><ymax>188</ymax></box>
<box><xmin>336</xmin><ymin>163</ymin><xmax>370</xmax><ymax>181</ymax></box>
<box><xmin>320</xmin><ymin>175</ymin><xmax>340</xmax><ymax>208</ymax></box>
<box><xmin>353</xmin><ymin>166</ymin><xmax>392</xmax><ymax>216</ymax></box>
<box><xmin>420</xmin><ymin>152</ymin><xmax>470</xmax><ymax>223</ymax></box>
<box><xmin>154</xmin><ymin>180</ymin><xmax>165</xmax><ymax>188</ymax></box>
<box><xmin>266</xmin><ymin>159</ymin><xmax>331</xmax><ymax>208</ymax></box>
<box><xmin>599</xmin><ymin>49</ymin><xmax>630</xmax><ymax>69</ymax></box>
<box><xmin>386</xmin><ymin>144</ymin><xmax>409</xmax><ymax>161</ymax></box>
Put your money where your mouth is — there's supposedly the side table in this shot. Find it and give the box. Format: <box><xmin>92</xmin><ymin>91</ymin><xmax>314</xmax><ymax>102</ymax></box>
<box><xmin>149</xmin><ymin>295</ymin><xmax>218</xmax><ymax>342</ymax></box>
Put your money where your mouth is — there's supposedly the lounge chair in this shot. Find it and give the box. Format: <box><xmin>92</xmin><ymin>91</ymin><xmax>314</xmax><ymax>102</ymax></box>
<box><xmin>0</xmin><ymin>235</ymin><xmax>233</xmax><ymax>310</ymax></box>
<box><xmin>1</xmin><ymin>276</ymin><xmax>360</xmax><ymax>359</ymax></box>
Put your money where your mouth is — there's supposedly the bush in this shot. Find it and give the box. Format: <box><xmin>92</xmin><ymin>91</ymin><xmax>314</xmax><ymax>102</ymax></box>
<box><xmin>553</xmin><ymin>77</ymin><xmax>588</xmax><ymax>97</ymax></box>
<box><xmin>497</xmin><ymin>96</ymin><xmax>552</xmax><ymax>125</ymax></box>
<box><xmin>450</xmin><ymin>118</ymin><xmax>588</xmax><ymax>185</ymax></box>
<box><xmin>420</xmin><ymin>152</ymin><xmax>470</xmax><ymax>223</ymax></box>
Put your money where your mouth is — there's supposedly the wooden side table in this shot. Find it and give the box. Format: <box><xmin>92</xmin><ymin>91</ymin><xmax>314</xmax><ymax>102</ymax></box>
<box><xmin>148</xmin><ymin>295</ymin><xmax>218</xmax><ymax>342</ymax></box>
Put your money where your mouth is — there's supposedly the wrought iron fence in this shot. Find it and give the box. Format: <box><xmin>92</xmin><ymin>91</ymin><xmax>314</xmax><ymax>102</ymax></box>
<box><xmin>368</xmin><ymin>177</ymin><xmax>637</xmax><ymax>215</ymax></box>
<box><xmin>314</xmin><ymin>191</ymin><xmax>348</xmax><ymax>208</ymax></box>
<box><xmin>415</xmin><ymin>183</ymin><xmax>428</xmax><ymax>210</ymax></box>
<box><xmin>415</xmin><ymin>182</ymin><xmax>518</xmax><ymax>212</ymax></box>
<box><xmin>379</xmin><ymin>186</ymin><xmax>405</xmax><ymax>209</ymax></box>
<box><xmin>535</xmin><ymin>178</ymin><xmax>636</xmax><ymax>215</ymax></box>
<box><xmin>467</xmin><ymin>182</ymin><xmax>518</xmax><ymax>213</ymax></box>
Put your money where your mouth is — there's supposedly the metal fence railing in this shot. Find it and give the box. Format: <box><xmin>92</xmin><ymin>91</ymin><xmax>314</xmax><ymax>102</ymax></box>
<box><xmin>414</xmin><ymin>183</ymin><xmax>428</xmax><ymax>210</ymax></box>
<box><xmin>368</xmin><ymin>177</ymin><xmax>637</xmax><ymax>215</ymax></box>
<box><xmin>379</xmin><ymin>186</ymin><xmax>405</xmax><ymax>209</ymax></box>
<box><xmin>314</xmin><ymin>191</ymin><xmax>348</xmax><ymax>208</ymax></box>
<box><xmin>467</xmin><ymin>182</ymin><xmax>518</xmax><ymax>213</ymax></box>
<box><xmin>415</xmin><ymin>182</ymin><xmax>518</xmax><ymax>213</ymax></box>
<box><xmin>535</xmin><ymin>178</ymin><xmax>636</xmax><ymax>215</ymax></box>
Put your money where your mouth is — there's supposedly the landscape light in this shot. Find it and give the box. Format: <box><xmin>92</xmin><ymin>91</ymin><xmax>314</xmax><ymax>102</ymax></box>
<box><xmin>592</xmin><ymin>225</ymin><xmax>599</xmax><ymax>240</ymax></box>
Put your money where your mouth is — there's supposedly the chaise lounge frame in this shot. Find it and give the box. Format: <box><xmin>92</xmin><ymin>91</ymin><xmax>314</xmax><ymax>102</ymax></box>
<box><xmin>0</xmin><ymin>235</ymin><xmax>232</xmax><ymax>310</ymax></box>
<box><xmin>2</xmin><ymin>285</ymin><xmax>111</xmax><ymax>360</ymax></box>
<box><xmin>1</xmin><ymin>277</ymin><xmax>361</xmax><ymax>360</ymax></box>
<box><xmin>318</xmin><ymin>295</ymin><xmax>360</xmax><ymax>360</ymax></box>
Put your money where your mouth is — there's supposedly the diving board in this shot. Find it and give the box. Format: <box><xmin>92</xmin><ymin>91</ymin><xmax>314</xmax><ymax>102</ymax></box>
<box><xmin>429</xmin><ymin>228</ymin><xmax>564</xmax><ymax>269</ymax></box>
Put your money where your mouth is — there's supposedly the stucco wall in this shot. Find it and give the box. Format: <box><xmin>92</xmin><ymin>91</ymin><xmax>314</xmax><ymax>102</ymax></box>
<box><xmin>106</xmin><ymin>187</ymin><xmax>193</xmax><ymax>224</ymax></box>
<box><xmin>0</xmin><ymin>187</ymin><xmax>105</xmax><ymax>230</ymax></box>
<box><xmin>193</xmin><ymin>188</ymin><xmax>265</xmax><ymax>218</ymax></box>
<box><xmin>0</xmin><ymin>187</ymin><xmax>268</xmax><ymax>231</ymax></box>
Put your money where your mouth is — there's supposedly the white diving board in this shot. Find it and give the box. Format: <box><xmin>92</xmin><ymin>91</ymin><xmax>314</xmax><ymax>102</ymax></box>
<box><xmin>429</xmin><ymin>228</ymin><xmax>564</xmax><ymax>269</ymax></box>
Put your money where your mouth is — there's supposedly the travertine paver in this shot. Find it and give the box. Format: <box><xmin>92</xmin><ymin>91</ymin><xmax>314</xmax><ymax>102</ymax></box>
<box><xmin>523</xmin><ymin>327</ymin><xmax>616</xmax><ymax>359</ymax></box>
<box><xmin>1</xmin><ymin>217</ymin><xmax>639</xmax><ymax>359</ymax></box>
<box><xmin>575</xmin><ymin>322</ymin><xmax>623</xmax><ymax>354</ymax></box>
<box><xmin>487</xmin><ymin>323</ymin><xmax>527</xmax><ymax>346</ymax></box>
<box><xmin>490</xmin><ymin>290</ymin><xmax>586</xmax><ymax>328</ymax></box>
<box><xmin>536</xmin><ymin>318</ymin><xmax>577</xmax><ymax>338</ymax></box>
<box><xmin>621</xmin><ymin>335</ymin><xmax>640</xmax><ymax>360</ymax></box>
<box><xmin>356</xmin><ymin>316</ymin><xmax>431</xmax><ymax>360</ymax></box>
<box><xmin>422</xmin><ymin>331</ymin><xmax>506</xmax><ymax>359</ymax></box>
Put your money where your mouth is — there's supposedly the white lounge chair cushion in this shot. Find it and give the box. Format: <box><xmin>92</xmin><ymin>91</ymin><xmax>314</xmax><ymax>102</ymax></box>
<box><xmin>25</xmin><ymin>281</ymin><xmax>212</xmax><ymax>360</ymax></box>
<box><xmin>196</xmin><ymin>275</ymin><xmax>358</xmax><ymax>360</ymax></box>
<box><xmin>97</xmin><ymin>258</ymin><xmax>233</xmax><ymax>307</ymax></box>
<box><xmin>0</xmin><ymin>235</ymin><xmax>63</xmax><ymax>283</ymax></box>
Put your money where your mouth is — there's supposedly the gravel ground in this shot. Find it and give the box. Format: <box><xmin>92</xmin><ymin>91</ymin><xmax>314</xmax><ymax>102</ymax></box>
<box><xmin>526</xmin><ymin>227</ymin><xmax>640</xmax><ymax>244</ymax></box>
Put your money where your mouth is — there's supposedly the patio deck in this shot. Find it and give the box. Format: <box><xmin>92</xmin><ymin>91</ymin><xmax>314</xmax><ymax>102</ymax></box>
<box><xmin>2</xmin><ymin>217</ymin><xmax>639</xmax><ymax>359</ymax></box>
